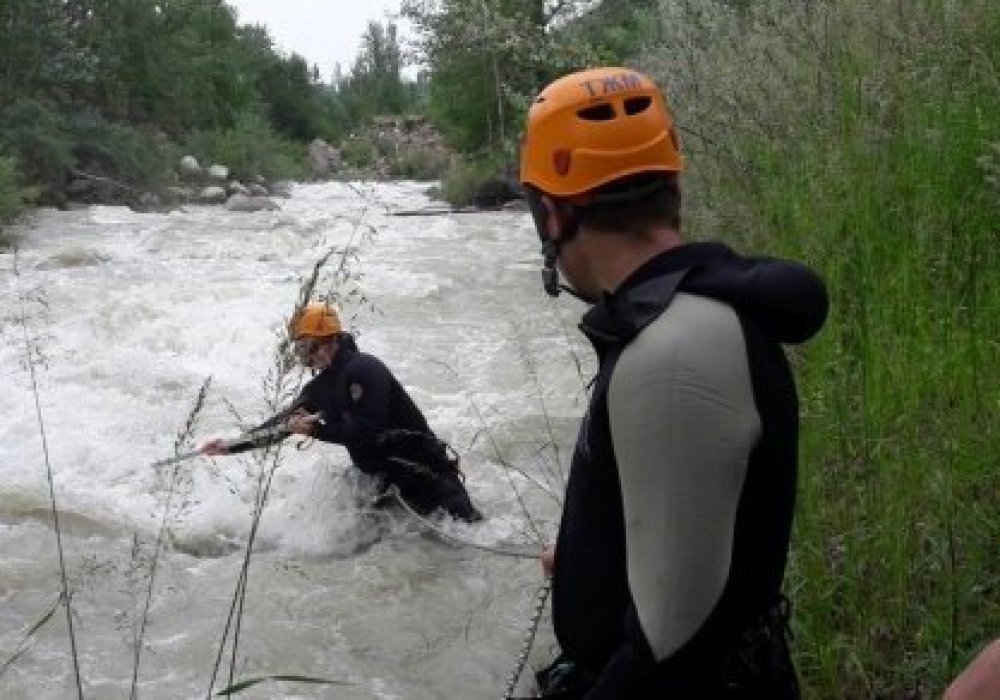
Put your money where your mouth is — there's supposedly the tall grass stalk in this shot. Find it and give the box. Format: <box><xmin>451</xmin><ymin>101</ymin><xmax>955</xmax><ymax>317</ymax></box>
<box><xmin>12</xmin><ymin>251</ymin><xmax>85</xmax><ymax>699</ymax></box>
<box><xmin>207</xmin><ymin>194</ymin><xmax>383</xmax><ymax>696</ymax></box>
<box><xmin>0</xmin><ymin>593</ymin><xmax>64</xmax><ymax>679</ymax></box>
<box><xmin>645</xmin><ymin>0</ymin><xmax>1000</xmax><ymax>695</ymax></box>
<box><xmin>205</xmin><ymin>312</ymin><xmax>311</xmax><ymax>697</ymax></box>
<box><xmin>512</xmin><ymin>323</ymin><xmax>566</xmax><ymax>490</ymax></box>
<box><xmin>129</xmin><ymin>377</ymin><xmax>212</xmax><ymax>700</ymax></box>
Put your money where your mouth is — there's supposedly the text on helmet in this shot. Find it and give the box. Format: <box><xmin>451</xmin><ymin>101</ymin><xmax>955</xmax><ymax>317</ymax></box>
<box><xmin>579</xmin><ymin>72</ymin><xmax>644</xmax><ymax>99</ymax></box>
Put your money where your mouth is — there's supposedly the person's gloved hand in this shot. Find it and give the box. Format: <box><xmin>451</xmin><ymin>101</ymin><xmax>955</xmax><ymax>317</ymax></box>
<box><xmin>541</xmin><ymin>545</ymin><xmax>556</xmax><ymax>578</ymax></box>
<box><xmin>199</xmin><ymin>438</ymin><xmax>230</xmax><ymax>456</ymax></box>
<box><xmin>286</xmin><ymin>409</ymin><xmax>322</xmax><ymax>436</ymax></box>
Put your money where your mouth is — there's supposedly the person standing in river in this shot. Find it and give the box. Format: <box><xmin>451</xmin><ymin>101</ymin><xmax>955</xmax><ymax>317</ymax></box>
<box><xmin>519</xmin><ymin>67</ymin><xmax>828</xmax><ymax>697</ymax></box>
<box><xmin>200</xmin><ymin>302</ymin><xmax>482</xmax><ymax>523</ymax></box>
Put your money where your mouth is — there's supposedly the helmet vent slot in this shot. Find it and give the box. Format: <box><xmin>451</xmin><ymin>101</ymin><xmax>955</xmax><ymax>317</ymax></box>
<box><xmin>624</xmin><ymin>96</ymin><xmax>652</xmax><ymax>115</ymax></box>
<box><xmin>577</xmin><ymin>103</ymin><xmax>616</xmax><ymax>121</ymax></box>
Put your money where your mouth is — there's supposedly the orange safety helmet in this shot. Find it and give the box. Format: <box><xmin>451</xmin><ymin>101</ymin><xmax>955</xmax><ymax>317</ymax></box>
<box><xmin>519</xmin><ymin>67</ymin><xmax>683</xmax><ymax>198</ymax></box>
<box><xmin>289</xmin><ymin>302</ymin><xmax>341</xmax><ymax>340</ymax></box>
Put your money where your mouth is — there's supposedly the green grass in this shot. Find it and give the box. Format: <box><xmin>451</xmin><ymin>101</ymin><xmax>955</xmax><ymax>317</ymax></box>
<box><xmin>645</xmin><ymin>0</ymin><xmax>1000</xmax><ymax>695</ymax></box>
<box><xmin>0</xmin><ymin>154</ymin><xmax>31</xmax><ymax>247</ymax></box>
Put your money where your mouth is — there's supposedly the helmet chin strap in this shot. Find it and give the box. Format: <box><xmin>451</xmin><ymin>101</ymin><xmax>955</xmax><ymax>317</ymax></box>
<box><xmin>541</xmin><ymin>238</ymin><xmax>594</xmax><ymax>303</ymax></box>
<box><xmin>526</xmin><ymin>186</ymin><xmax>596</xmax><ymax>303</ymax></box>
<box><xmin>541</xmin><ymin>239</ymin><xmax>562</xmax><ymax>297</ymax></box>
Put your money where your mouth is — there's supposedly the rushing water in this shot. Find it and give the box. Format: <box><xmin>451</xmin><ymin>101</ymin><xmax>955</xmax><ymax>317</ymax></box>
<box><xmin>0</xmin><ymin>182</ymin><xmax>594</xmax><ymax>699</ymax></box>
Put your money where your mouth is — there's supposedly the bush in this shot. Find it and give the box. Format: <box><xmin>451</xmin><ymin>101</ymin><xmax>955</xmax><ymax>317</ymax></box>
<box><xmin>66</xmin><ymin>110</ymin><xmax>170</xmax><ymax>190</ymax></box>
<box><xmin>0</xmin><ymin>154</ymin><xmax>26</xmax><ymax>247</ymax></box>
<box><xmin>0</xmin><ymin>101</ymin><xmax>173</xmax><ymax>206</ymax></box>
<box><xmin>184</xmin><ymin>113</ymin><xmax>306</xmax><ymax>182</ymax></box>
<box><xmin>391</xmin><ymin>143</ymin><xmax>451</xmax><ymax>181</ymax></box>
<box><xmin>339</xmin><ymin>136</ymin><xmax>378</xmax><ymax>170</ymax></box>
<box><xmin>0</xmin><ymin>99</ymin><xmax>73</xmax><ymax>190</ymax></box>
<box><xmin>437</xmin><ymin>156</ymin><xmax>503</xmax><ymax>207</ymax></box>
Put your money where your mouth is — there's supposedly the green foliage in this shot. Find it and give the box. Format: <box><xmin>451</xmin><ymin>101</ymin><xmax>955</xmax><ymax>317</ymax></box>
<box><xmin>437</xmin><ymin>155</ymin><xmax>502</xmax><ymax>207</ymax></box>
<box><xmin>427</xmin><ymin>54</ymin><xmax>495</xmax><ymax>153</ymax></box>
<box><xmin>0</xmin><ymin>155</ymin><xmax>27</xmax><ymax>245</ymax></box>
<box><xmin>338</xmin><ymin>137</ymin><xmax>379</xmax><ymax>170</ymax></box>
<box><xmin>65</xmin><ymin>110</ymin><xmax>170</xmax><ymax>189</ymax></box>
<box><xmin>643</xmin><ymin>0</ymin><xmax>1000</xmax><ymax>695</ymax></box>
<box><xmin>256</xmin><ymin>52</ymin><xmax>331</xmax><ymax>141</ymax></box>
<box><xmin>183</xmin><ymin>113</ymin><xmax>306</xmax><ymax>182</ymax></box>
<box><xmin>0</xmin><ymin>99</ymin><xmax>74</xmax><ymax>189</ymax></box>
<box><xmin>0</xmin><ymin>0</ymin><xmax>93</xmax><ymax>106</ymax></box>
<box><xmin>0</xmin><ymin>0</ymin><xmax>360</xmax><ymax>201</ymax></box>
<box><xmin>349</xmin><ymin>21</ymin><xmax>408</xmax><ymax>115</ymax></box>
<box><xmin>403</xmin><ymin>0</ymin><xmax>652</xmax><ymax>157</ymax></box>
<box><xmin>329</xmin><ymin>19</ymin><xmax>422</xmax><ymax>139</ymax></box>
<box><xmin>565</xmin><ymin>0</ymin><xmax>663</xmax><ymax>64</ymax></box>
<box><xmin>0</xmin><ymin>99</ymin><xmax>172</xmax><ymax>204</ymax></box>
<box><xmin>48</xmin><ymin>0</ymin><xmax>255</xmax><ymax>133</ymax></box>
<box><xmin>393</xmin><ymin>142</ymin><xmax>452</xmax><ymax>181</ymax></box>
<box><xmin>404</xmin><ymin>0</ymin><xmax>547</xmax><ymax>154</ymax></box>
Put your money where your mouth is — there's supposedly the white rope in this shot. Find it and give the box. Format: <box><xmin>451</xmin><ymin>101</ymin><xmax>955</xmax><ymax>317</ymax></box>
<box><xmin>384</xmin><ymin>486</ymin><xmax>550</xmax><ymax>699</ymax></box>
<box><xmin>386</xmin><ymin>486</ymin><xmax>539</xmax><ymax>560</ymax></box>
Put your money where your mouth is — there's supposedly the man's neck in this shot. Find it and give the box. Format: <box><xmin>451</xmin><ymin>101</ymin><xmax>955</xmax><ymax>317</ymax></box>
<box><xmin>586</xmin><ymin>226</ymin><xmax>683</xmax><ymax>294</ymax></box>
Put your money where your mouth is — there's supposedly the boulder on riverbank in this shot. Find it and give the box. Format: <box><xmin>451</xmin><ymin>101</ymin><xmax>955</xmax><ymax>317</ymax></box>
<box><xmin>309</xmin><ymin>138</ymin><xmax>342</xmax><ymax>177</ymax></box>
<box><xmin>156</xmin><ymin>155</ymin><xmax>284</xmax><ymax>212</ymax></box>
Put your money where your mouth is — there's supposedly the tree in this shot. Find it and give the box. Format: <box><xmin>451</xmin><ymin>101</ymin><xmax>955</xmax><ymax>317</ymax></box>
<box><xmin>400</xmin><ymin>0</ymin><xmax>615</xmax><ymax>154</ymax></box>
<box><xmin>0</xmin><ymin>0</ymin><xmax>95</xmax><ymax>105</ymax></box>
<box><xmin>333</xmin><ymin>20</ymin><xmax>413</xmax><ymax>125</ymax></box>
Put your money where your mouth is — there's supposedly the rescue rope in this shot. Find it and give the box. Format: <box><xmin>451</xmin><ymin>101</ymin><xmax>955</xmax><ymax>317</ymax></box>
<box><xmin>384</xmin><ymin>486</ymin><xmax>549</xmax><ymax>698</ymax></box>
<box><xmin>386</xmin><ymin>486</ymin><xmax>539</xmax><ymax>560</ymax></box>
<box><xmin>502</xmin><ymin>579</ymin><xmax>551</xmax><ymax>700</ymax></box>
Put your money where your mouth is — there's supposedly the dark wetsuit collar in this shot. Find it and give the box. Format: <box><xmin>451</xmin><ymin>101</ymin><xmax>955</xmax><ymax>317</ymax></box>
<box><xmin>579</xmin><ymin>243</ymin><xmax>728</xmax><ymax>352</ymax></box>
<box><xmin>616</xmin><ymin>242</ymin><xmax>731</xmax><ymax>294</ymax></box>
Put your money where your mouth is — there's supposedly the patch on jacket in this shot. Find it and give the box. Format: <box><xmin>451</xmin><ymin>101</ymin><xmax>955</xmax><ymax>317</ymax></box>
<box><xmin>350</xmin><ymin>383</ymin><xmax>363</xmax><ymax>403</ymax></box>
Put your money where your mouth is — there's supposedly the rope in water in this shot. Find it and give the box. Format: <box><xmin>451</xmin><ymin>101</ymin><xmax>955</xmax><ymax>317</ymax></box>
<box><xmin>387</xmin><ymin>486</ymin><xmax>540</xmax><ymax>560</ymax></box>
<box><xmin>386</xmin><ymin>486</ymin><xmax>551</xmax><ymax>698</ymax></box>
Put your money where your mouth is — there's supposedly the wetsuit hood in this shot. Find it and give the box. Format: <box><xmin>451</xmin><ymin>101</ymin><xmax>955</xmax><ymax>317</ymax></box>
<box><xmin>580</xmin><ymin>242</ymin><xmax>828</xmax><ymax>348</ymax></box>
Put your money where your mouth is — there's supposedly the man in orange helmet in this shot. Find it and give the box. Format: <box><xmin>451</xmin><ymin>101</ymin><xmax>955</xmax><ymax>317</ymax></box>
<box><xmin>200</xmin><ymin>302</ymin><xmax>482</xmax><ymax>523</ymax></box>
<box><xmin>520</xmin><ymin>67</ymin><xmax>828</xmax><ymax>697</ymax></box>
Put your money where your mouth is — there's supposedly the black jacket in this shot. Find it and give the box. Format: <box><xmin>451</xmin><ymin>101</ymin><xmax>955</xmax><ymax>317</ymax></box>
<box><xmin>231</xmin><ymin>334</ymin><xmax>481</xmax><ymax>521</ymax></box>
<box><xmin>550</xmin><ymin>242</ymin><xmax>827</xmax><ymax>698</ymax></box>
<box><xmin>297</xmin><ymin>334</ymin><xmax>436</xmax><ymax>475</ymax></box>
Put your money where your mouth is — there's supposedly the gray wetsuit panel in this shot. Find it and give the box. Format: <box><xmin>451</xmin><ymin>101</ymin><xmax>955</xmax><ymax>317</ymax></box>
<box><xmin>608</xmin><ymin>292</ymin><xmax>761</xmax><ymax>661</ymax></box>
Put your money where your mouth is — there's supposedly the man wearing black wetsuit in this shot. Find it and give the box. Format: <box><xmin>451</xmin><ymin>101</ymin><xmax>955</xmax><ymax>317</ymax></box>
<box><xmin>519</xmin><ymin>68</ymin><xmax>828</xmax><ymax>697</ymax></box>
<box><xmin>201</xmin><ymin>302</ymin><xmax>482</xmax><ymax>523</ymax></box>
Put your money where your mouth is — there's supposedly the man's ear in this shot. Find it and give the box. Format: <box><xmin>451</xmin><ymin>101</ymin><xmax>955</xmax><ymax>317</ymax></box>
<box><xmin>540</xmin><ymin>195</ymin><xmax>567</xmax><ymax>242</ymax></box>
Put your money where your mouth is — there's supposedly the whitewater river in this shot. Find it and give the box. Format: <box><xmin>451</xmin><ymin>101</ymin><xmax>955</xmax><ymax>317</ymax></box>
<box><xmin>0</xmin><ymin>182</ymin><xmax>594</xmax><ymax>699</ymax></box>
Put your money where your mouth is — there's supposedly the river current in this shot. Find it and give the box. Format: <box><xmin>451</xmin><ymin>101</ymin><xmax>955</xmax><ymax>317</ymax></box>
<box><xmin>0</xmin><ymin>182</ymin><xmax>593</xmax><ymax>699</ymax></box>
